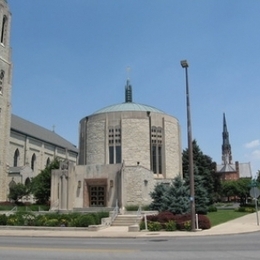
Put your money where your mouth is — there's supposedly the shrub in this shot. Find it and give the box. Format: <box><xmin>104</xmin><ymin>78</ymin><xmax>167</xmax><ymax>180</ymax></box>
<box><xmin>142</xmin><ymin>205</ymin><xmax>150</xmax><ymax>211</ymax></box>
<box><xmin>6</xmin><ymin>212</ymin><xmax>36</xmax><ymax>226</ymax></box>
<box><xmin>77</xmin><ymin>214</ymin><xmax>95</xmax><ymax>227</ymax></box>
<box><xmin>208</xmin><ymin>205</ymin><xmax>217</xmax><ymax>212</ymax></box>
<box><xmin>146</xmin><ymin>214</ymin><xmax>158</xmax><ymax>222</ymax></box>
<box><xmin>0</xmin><ymin>214</ymin><xmax>7</xmax><ymax>225</ymax></box>
<box><xmin>34</xmin><ymin>215</ymin><xmax>48</xmax><ymax>226</ymax></box>
<box><xmin>174</xmin><ymin>213</ymin><xmax>211</xmax><ymax>230</ymax></box>
<box><xmin>147</xmin><ymin>221</ymin><xmax>161</xmax><ymax>231</ymax></box>
<box><xmin>236</xmin><ymin>207</ymin><xmax>255</xmax><ymax>213</ymax></box>
<box><xmin>139</xmin><ymin>221</ymin><xmax>146</xmax><ymax>230</ymax></box>
<box><xmin>198</xmin><ymin>214</ymin><xmax>211</xmax><ymax>229</ymax></box>
<box><xmin>45</xmin><ymin>219</ymin><xmax>59</xmax><ymax>226</ymax></box>
<box><xmin>95</xmin><ymin>212</ymin><xmax>109</xmax><ymax>224</ymax></box>
<box><xmin>165</xmin><ymin>220</ymin><xmax>176</xmax><ymax>231</ymax></box>
<box><xmin>183</xmin><ymin>220</ymin><xmax>191</xmax><ymax>231</ymax></box>
<box><xmin>125</xmin><ymin>205</ymin><xmax>139</xmax><ymax>211</ymax></box>
<box><xmin>21</xmin><ymin>212</ymin><xmax>36</xmax><ymax>226</ymax></box>
<box><xmin>174</xmin><ymin>213</ymin><xmax>191</xmax><ymax>230</ymax></box>
<box><xmin>157</xmin><ymin>211</ymin><xmax>175</xmax><ymax>224</ymax></box>
<box><xmin>6</xmin><ymin>215</ymin><xmax>17</xmax><ymax>226</ymax></box>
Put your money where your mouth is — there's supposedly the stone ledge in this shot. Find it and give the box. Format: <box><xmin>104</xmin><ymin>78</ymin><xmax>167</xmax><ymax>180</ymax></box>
<box><xmin>128</xmin><ymin>224</ymin><xmax>140</xmax><ymax>232</ymax></box>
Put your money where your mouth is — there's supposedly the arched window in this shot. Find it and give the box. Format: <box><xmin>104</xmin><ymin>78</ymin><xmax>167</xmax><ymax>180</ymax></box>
<box><xmin>1</xmin><ymin>15</ymin><xmax>7</xmax><ymax>45</ymax></box>
<box><xmin>25</xmin><ymin>177</ymin><xmax>31</xmax><ymax>187</ymax></box>
<box><xmin>31</xmin><ymin>153</ymin><xmax>36</xmax><ymax>171</ymax></box>
<box><xmin>46</xmin><ymin>157</ymin><xmax>50</xmax><ymax>167</ymax></box>
<box><xmin>9</xmin><ymin>179</ymin><xmax>16</xmax><ymax>188</ymax></box>
<box><xmin>9</xmin><ymin>178</ymin><xmax>16</xmax><ymax>197</ymax></box>
<box><xmin>13</xmin><ymin>149</ymin><xmax>20</xmax><ymax>167</ymax></box>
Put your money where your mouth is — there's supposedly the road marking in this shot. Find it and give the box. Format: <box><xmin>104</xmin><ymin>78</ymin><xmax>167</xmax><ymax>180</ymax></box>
<box><xmin>0</xmin><ymin>246</ymin><xmax>138</xmax><ymax>253</ymax></box>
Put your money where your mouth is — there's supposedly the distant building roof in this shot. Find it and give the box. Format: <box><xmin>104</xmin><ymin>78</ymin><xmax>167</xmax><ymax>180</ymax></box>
<box><xmin>216</xmin><ymin>162</ymin><xmax>252</xmax><ymax>178</ymax></box>
<box><xmin>11</xmin><ymin>114</ymin><xmax>78</xmax><ymax>154</ymax></box>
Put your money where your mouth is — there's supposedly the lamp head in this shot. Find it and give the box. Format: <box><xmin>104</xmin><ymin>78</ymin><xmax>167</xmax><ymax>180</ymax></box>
<box><xmin>180</xmin><ymin>60</ymin><xmax>189</xmax><ymax>68</ymax></box>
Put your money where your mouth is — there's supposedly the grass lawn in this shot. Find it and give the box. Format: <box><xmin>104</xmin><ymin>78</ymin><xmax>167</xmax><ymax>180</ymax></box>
<box><xmin>207</xmin><ymin>209</ymin><xmax>251</xmax><ymax>227</ymax></box>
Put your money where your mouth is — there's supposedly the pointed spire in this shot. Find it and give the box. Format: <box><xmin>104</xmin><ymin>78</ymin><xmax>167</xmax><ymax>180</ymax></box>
<box><xmin>222</xmin><ymin>113</ymin><xmax>232</xmax><ymax>165</ymax></box>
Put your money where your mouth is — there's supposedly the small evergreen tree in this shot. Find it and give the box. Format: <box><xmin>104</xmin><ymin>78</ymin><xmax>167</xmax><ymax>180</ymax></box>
<box><xmin>149</xmin><ymin>182</ymin><xmax>169</xmax><ymax>211</ymax></box>
<box><xmin>164</xmin><ymin>175</ymin><xmax>190</xmax><ymax>214</ymax></box>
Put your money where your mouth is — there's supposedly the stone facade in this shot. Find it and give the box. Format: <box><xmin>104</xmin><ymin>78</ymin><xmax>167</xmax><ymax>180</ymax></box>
<box><xmin>9</xmin><ymin>129</ymin><xmax>77</xmax><ymax>175</ymax></box>
<box><xmin>0</xmin><ymin>0</ymin><xmax>12</xmax><ymax>201</ymax></box>
<box><xmin>7</xmin><ymin>115</ymin><xmax>78</xmax><ymax>202</ymax></box>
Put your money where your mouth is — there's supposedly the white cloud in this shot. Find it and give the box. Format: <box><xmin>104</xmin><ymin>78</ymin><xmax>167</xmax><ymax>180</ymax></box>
<box><xmin>251</xmin><ymin>150</ymin><xmax>260</xmax><ymax>160</ymax></box>
<box><xmin>245</xmin><ymin>140</ymin><xmax>260</xmax><ymax>149</ymax></box>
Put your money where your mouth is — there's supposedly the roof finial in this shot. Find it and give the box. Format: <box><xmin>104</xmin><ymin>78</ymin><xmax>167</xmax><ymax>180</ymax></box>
<box><xmin>125</xmin><ymin>68</ymin><xmax>132</xmax><ymax>103</ymax></box>
<box><xmin>126</xmin><ymin>66</ymin><xmax>131</xmax><ymax>80</ymax></box>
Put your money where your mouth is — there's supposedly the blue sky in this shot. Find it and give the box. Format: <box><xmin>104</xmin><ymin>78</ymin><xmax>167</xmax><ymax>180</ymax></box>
<box><xmin>8</xmin><ymin>0</ymin><xmax>260</xmax><ymax>177</ymax></box>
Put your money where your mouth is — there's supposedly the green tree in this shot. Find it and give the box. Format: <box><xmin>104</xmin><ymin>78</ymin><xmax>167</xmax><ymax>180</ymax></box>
<box><xmin>164</xmin><ymin>175</ymin><xmax>190</xmax><ymax>214</ymax></box>
<box><xmin>221</xmin><ymin>180</ymin><xmax>237</xmax><ymax>201</ymax></box>
<box><xmin>256</xmin><ymin>170</ymin><xmax>260</xmax><ymax>184</ymax></box>
<box><xmin>8</xmin><ymin>183</ymin><xmax>29</xmax><ymax>203</ymax></box>
<box><xmin>182</xmin><ymin>140</ymin><xmax>216</xmax><ymax>204</ymax></box>
<box><xmin>185</xmin><ymin>167</ymin><xmax>209</xmax><ymax>214</ymax></box>
<box><xmin>149</xmin><ymin>182</ymin><xmax>169</xmax><ymax>212</ymax></box>
<box><xmin>30</xmin><ymin>158</ymin><xmax>60</xmax><ymax>204</ymax></box>
<box><xmin>221</xmin><ymin>178</ymin><xmax>251</xmax><ymax>203</ymax></box>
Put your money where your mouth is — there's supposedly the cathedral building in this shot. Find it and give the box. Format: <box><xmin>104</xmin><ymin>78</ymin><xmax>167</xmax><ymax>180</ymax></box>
<box><xmin>216</xmin><ymin>113</ymin><xmax>251</xmax><ymax>180</ymax></box>
<box><xmin>0</xmin><ymin>0</ymin><xmax>12</xmax><ymax>202</ymax></box>
<box><xmin>0</xmin><ymin>0</ymin><xmax>78</xmax><ymax>202</ymax></box>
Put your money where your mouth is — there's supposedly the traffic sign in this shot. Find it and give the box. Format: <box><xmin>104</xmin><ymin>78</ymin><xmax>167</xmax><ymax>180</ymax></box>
<box><xmin>250</xmin><ymin>187</ymin><xmax>260</xmax><ymax>198</ymax></box>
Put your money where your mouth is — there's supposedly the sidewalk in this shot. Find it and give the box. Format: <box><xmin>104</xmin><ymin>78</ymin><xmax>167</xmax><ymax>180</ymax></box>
<box><xmin>0</xmin><ymin>212</ymin><xmax>259</xmax><ymax>238</ymax></box>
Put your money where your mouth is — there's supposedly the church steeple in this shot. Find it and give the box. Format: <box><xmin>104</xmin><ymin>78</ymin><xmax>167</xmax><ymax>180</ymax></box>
<box><xmin>125</xmin><ymin>79</ymin><xmax>132</xmax><ymax>103</ymax></box>
<box><xmin>222</xmin><ymin>113</ymin><xmax>232</xmax><ymax>165</ymax></box>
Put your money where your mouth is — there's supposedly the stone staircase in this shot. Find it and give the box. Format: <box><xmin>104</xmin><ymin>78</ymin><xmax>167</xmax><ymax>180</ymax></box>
<box><xmin>111</xmin><ymin>214</ymin><xmax>142</xmax><ymax>226</ymax></box>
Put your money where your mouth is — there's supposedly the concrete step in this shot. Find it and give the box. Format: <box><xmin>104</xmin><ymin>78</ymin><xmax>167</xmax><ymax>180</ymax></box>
<box><xmin>111</xmin><ymin>215</ymin><xmax>142</xmax><ymax>226</ymax></box>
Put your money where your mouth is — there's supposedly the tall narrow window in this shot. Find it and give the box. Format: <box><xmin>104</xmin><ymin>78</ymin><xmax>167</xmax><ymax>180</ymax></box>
<box><xmin>46</xmin><ymin>157</ymin><xmax>50</xmax><ymax>167</ymax></box>
<box><xmin>13</xmin><ymin>149</ymin><xmax>20</xmax><ymax>167</ymax></box>
<box><xmin>152</xmin><ymin>145</ymin><xmax>157</xmax><ymax>173</ymax></box>
<box><xmin>31</xmin><ymin>153</ymin><xmax>36</xmax><ymax>171</ymax></box>
<box><xmin>151</xmin><ymin>126</ymin><xmax>163</xmax><ymax>174</ymax></box>
<box><xmin>108</xmin><ymin>126</ymin><xmax>121</xmax><ymax>164</ymax></box>
<box><xmin>0</xmin><ymin>70</ymin><xmax>4</xmax><ymax>95</ymax></box>
<box><xmin>1</xmin><ymin>15</ymin><xmax>7</xmax><ymax>45</ymax></box>
<box><xmin>109</xmin><ymin>146</ymin><xmax>114</xmax><ymax>164</ymax></box>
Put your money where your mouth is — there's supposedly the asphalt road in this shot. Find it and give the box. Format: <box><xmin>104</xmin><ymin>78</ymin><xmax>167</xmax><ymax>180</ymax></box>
<box><xmin>1</xmin><ymin>232</ymin><xmax>260</xmax><ymax>259</ymax></box>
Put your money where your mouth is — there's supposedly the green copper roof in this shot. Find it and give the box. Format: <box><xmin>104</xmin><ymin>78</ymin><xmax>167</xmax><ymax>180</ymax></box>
<box><xmin>93</xmin><ymin>102</ymin><xmax>165</xmax><ymax>115</ymax></box>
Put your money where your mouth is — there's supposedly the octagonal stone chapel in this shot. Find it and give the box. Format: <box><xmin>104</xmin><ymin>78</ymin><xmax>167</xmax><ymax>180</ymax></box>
<box><xmin>50</xmin><ymin>80</ymin><xmax>182</xmax><ymax>211</ymax></box>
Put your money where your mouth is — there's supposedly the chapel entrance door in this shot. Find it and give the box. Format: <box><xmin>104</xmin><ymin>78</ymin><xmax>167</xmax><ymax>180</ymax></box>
<box><xmin>89</xmin><ymin>186</ymin><xmax>106</xmax><ymax>207</ymax></box>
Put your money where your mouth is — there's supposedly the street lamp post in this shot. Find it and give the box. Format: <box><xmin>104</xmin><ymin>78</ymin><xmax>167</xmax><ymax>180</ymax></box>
<box><xmin>180</xmin><ymin>60</ymin><xmax>196</xmax><ymax>231</ymax></box>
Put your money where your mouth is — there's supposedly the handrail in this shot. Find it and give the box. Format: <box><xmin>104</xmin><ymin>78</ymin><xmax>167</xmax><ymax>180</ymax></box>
<box><xmin>26</xmin><ymin>206</ymin><xmax>32</xmax><ymax>212</ymax></box>
<box><xmin>136</xmin><ymin>205</ymin><xmax>142</xmax><ymax>223</ymax></box>
<box><xmin>111</xmin><ymin>199</ymin><xmax>119</xmax><ymax>223</ymax></box>
<box><xmin>10</xmin><ymin>206</ymin><xmax>17</xmax><ymax>212</ymax></box>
